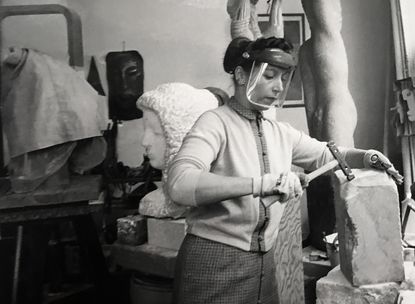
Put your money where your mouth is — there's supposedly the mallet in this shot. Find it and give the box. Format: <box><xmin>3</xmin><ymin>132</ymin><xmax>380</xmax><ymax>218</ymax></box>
<box><xmin>263</xmin><ymin>142</ymin><xmax>353</xmax><ymax>206</ymax></box>
<box><xmin>306</xmin><ymin>141</ymin><xmax>355</xmax><ymax>182</ymax></box>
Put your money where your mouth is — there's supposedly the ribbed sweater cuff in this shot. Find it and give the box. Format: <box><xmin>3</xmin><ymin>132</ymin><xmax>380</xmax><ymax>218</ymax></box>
<box><xmin>252</xmin><ymin>176</ymin><xmax>261</xmax><ymax>197</ymax></box>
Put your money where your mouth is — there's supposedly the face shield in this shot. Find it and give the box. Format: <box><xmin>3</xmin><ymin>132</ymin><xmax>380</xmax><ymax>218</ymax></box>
<box><xmin>244</xmin><ymin>48</ymin><xmax>296</xmax><ymax>109</ymax></box>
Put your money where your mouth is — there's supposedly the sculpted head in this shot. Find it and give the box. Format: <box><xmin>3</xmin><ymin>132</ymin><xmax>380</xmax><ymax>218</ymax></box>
<box><xmin>136</xmin><ymin>82</ymin><xmax>219</xmax><ymax>218</ymax></box>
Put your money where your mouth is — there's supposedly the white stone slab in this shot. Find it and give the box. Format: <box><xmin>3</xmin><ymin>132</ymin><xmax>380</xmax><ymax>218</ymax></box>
<box><xmin>333</xmin><ymin>169</ymin><xmax>404</xmax><ymax>286</ymax></box>
<box><xmin>147</xmin><ymin>217</ymin><xmax>186</xmax><ymax>251</ymax></box>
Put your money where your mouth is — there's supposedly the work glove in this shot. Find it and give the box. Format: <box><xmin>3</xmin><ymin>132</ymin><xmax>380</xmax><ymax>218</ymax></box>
<box><xmin>253</xmin><ymin>172</ymin><xmax>303</xmax><ymax>207</ymax></box>
<box><xmin>363</xmin><ymin>150</ymin><xmax>404</xmax><ymax>185</ymax></box>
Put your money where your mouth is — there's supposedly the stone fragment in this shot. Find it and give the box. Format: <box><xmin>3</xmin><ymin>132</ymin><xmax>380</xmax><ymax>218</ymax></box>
<box><xmin>333</xmin><ymin>169</ymin><xmax>404</xmax><ymax>286</ymax></box>
<box><xmin>316</xmin><ymin>266</ymin><xmax>400</xmax><ymax>304</ymax></box>
<box><xmin>116</xmin><ymin>214</ymin><xmax>147</xmax><ymax>245</ymax></box>
<box><xmin>147</xmin><ymin>218</ymin><xmax>186</xmax><ymax>251</ymax></box>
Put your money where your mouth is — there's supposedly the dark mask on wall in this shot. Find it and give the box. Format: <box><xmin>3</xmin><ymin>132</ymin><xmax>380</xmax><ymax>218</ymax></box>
<box><xmin>106</xmin><ymin>50</ymin><xmax>144</xmax><ymax>120</ymax></box>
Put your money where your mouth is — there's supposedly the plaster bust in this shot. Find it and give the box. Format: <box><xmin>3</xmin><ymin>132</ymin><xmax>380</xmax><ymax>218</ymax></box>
<box><xmin>136</xmin><ymin>82</ymin><xmax>219</xmax><ymax>218</ymax></box>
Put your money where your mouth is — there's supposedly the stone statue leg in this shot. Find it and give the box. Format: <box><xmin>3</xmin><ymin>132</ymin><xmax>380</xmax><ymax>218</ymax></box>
<box><xmin>261</xmin><ymin>0</ymin><xmax>284</xmax><ymax>38</ymax></box>
<box><xmin>300</xmin><ymin>0</ymin><xmax>357</xmax><ymax>146</ymax></box>
<box><xmin>300</xmin><ymin>0</ymin><xmax>358</xmax><ymax>249</ymax></box>
<box><xmin>299</xmin><ymin>40</ymin><xmax>321</xmax><ymax>139</ymax></box>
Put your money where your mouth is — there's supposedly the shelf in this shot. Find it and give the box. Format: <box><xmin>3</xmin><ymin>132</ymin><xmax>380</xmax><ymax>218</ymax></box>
<box><xmin>111</xmin><ymin>242</ymin><xmax>178</xmax><ymax>279</ymax></box>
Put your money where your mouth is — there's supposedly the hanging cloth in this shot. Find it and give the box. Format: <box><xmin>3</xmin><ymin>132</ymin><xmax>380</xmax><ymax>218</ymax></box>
<box><xmin>2</xmin><ymin>48</ymin><xmax>107</xmax><ymax>159</ymax></box>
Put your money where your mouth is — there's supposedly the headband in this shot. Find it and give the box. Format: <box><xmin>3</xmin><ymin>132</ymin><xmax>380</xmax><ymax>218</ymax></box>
<box><xmin>242</xmin><ymin>48</ymin><xmax>297</xmax><ymax>70</ymax></box>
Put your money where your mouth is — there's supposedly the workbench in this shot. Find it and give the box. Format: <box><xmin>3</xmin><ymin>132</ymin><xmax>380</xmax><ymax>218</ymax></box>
<box><xmin>0</xmin><ymin>175</ymin><xmax>110</xmax><ymax>304</ymax></box>
<box><xmin>112</xmin><ymin>242</ymin><xmax>177</xmax><ymax>279</ymax></box>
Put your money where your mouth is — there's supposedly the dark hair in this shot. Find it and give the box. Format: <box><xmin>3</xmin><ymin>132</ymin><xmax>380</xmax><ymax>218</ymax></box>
<box><xmin>223</xmin><ymin>36</ymin><xmax>294</xmax><ymax>74</ymax></box>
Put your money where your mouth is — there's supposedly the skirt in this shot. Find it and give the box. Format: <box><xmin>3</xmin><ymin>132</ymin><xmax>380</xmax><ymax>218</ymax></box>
<box><xmin>173</xmin><ymin>234</ymin><xmax>279</xmax><ymax>304</ymax></box>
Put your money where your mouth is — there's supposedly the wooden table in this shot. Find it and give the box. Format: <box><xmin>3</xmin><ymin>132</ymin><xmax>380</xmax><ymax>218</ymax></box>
<box><xmin>0</xmin><ymin>175</ymin><xmax>109</xmax><ymax>304</ymax></box>
<box><xmin>112</xmin><ymin>242</ymin><xmax>178</xmax><ymax>279</ymax></box>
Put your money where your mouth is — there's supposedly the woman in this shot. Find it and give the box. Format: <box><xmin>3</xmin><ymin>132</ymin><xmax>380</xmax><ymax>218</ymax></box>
<box><xmin>167</xmin><ymin>36</ymin><xmax>402</xmax><ymax>303</ymax></box>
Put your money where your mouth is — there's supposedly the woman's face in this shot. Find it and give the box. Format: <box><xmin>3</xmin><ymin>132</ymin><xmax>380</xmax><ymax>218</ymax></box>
<box><xmin>141</xmin><ymin>109</ymin><xmax>166</xmax><ymax>170</ymax></box>
<box><xmin>247</xmin><ymin>65</ymin><xmax>292</xmax><ymax>111</ymax></box>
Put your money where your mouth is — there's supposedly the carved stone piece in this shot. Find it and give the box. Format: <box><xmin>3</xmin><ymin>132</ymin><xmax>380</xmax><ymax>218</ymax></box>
<box><xmin>333</xmin><ymin>169</ymin><xmax>405</xmax><ymax>286</ymax></box>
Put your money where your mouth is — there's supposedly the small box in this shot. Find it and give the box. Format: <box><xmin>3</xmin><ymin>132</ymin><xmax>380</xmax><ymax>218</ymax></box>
<box><xmin>117</xmin><ymin>215</ymin><xmax>147</xmax><ymax>245</ymax></box>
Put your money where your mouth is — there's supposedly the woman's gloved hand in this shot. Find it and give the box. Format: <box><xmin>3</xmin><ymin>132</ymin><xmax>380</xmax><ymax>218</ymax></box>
<box><xmin>363</xmin><ymin>150</ymin><xmax>404</xmax><ymax>185</ymax></box>
<box><xmin>253</xmin><ymin>172</ymin><xmax>303</xmax><ymax>204</ymax></box>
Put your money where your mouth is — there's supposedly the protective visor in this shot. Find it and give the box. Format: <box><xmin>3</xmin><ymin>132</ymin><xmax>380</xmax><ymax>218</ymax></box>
<box><xmin>244</xmin><ymin>48</ymin><xmax>296</xmax><ymax>109</ymax></box>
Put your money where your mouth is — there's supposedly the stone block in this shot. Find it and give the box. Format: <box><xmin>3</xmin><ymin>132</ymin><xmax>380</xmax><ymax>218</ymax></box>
<box><xmin>398</xmin><ymin>290</ymin><xmax>415</xmax><ymax>304</ymax></box>
<box><xmin>147</xmin><ymin>218</ymin><xmax>186</xmax><ymax>251</ymax></box>
<box><xmin>117</xmin><ymin>215</ymin><xmax>147</xmax><ymax>245</ymax></box>
<box><xmin>316</xmin><ymin>266</ymin><xmax>400</xmax><ymax>304</ymax></box>
<box><xmin>333</xmin><ymin>169</ymin><xmax>404</xmax><ymax>286</ymax></box>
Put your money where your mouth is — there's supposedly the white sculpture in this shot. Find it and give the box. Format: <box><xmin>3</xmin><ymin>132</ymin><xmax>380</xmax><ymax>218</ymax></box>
<box><xmin>136</xmin><ymin>83</ymin><xmax>219</xmax><ymax>218</ymax></box>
